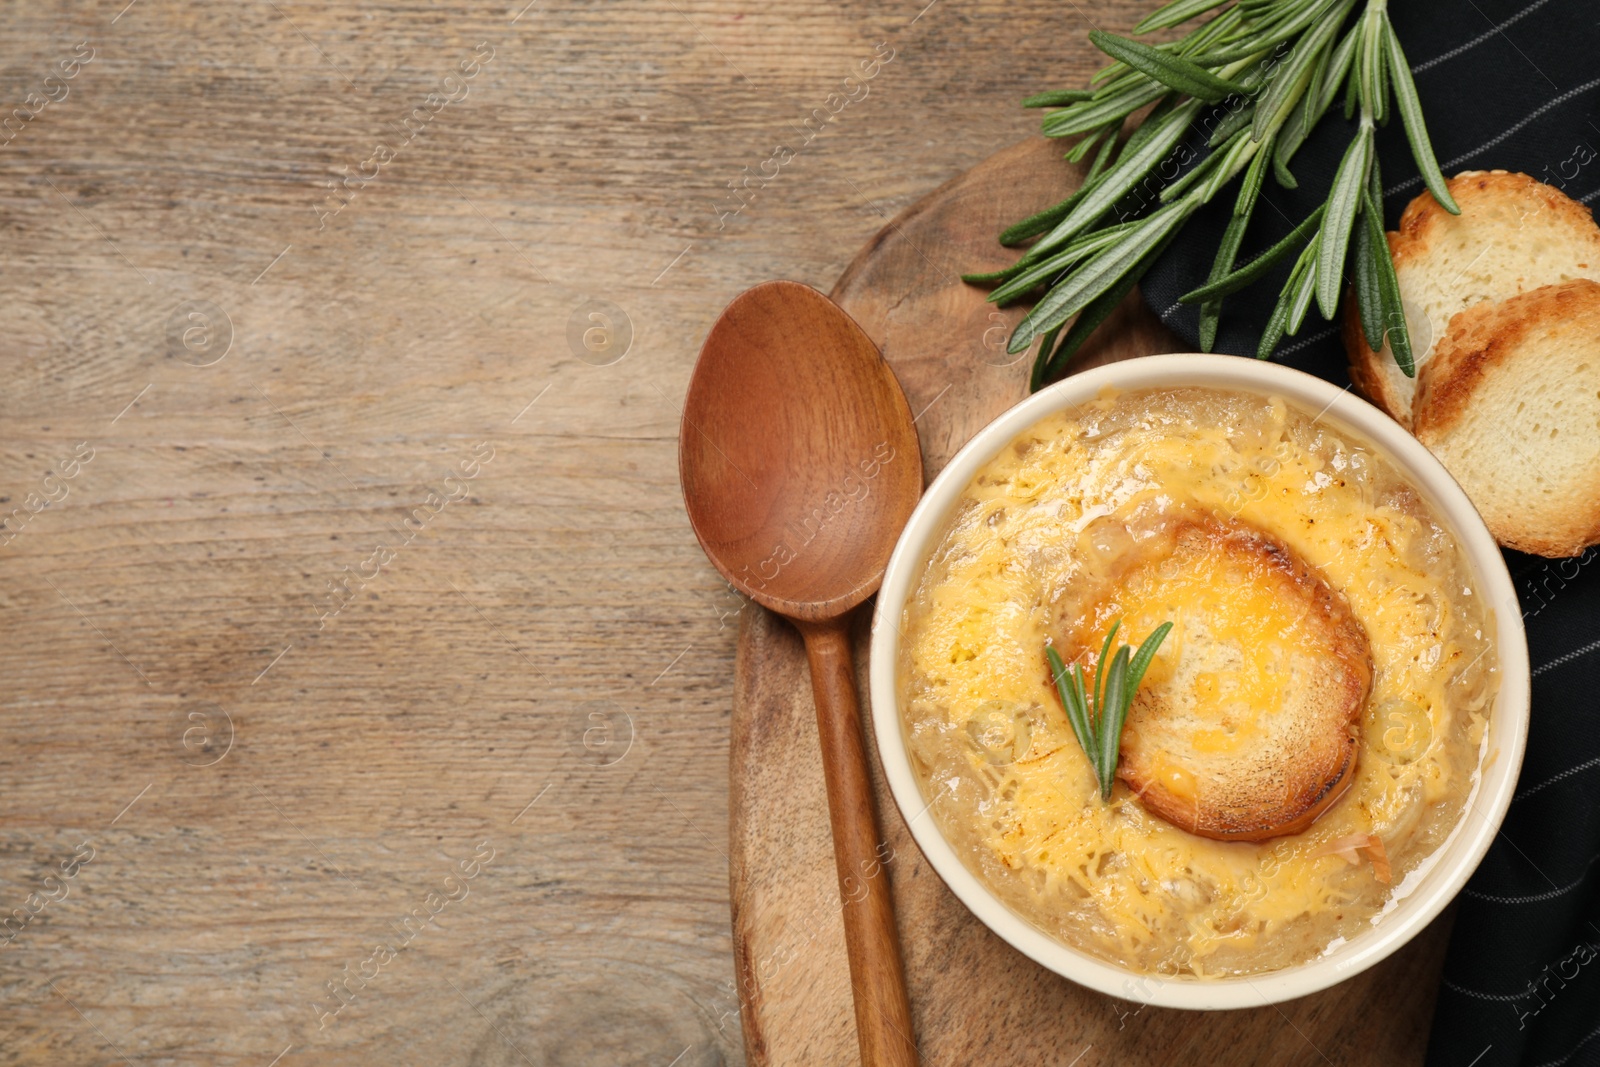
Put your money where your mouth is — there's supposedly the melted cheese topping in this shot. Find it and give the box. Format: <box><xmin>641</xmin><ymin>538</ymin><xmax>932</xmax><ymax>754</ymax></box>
<box><xmin>1086</xmin><ymin>525</ymin><xmax>1313</xmax><ymax>763</ymax></box>
<box><xmin>898</xmin><ymin>387</ymin><xmax>1497</xmax><ymax>977</ymax></box>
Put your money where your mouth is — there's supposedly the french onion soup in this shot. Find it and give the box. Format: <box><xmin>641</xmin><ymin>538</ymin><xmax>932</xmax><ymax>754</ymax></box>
<box><xmin>897</xmin><ymin>386</ymin><xmax>1498</xmax><ymax>978</ymax></box>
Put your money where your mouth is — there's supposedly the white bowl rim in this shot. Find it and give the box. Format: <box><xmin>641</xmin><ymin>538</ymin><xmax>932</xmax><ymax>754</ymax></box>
<box><xmin>868</xmin><ymin>353</ymin><xmax>1531</xmax><ymax>1010</ymax></box>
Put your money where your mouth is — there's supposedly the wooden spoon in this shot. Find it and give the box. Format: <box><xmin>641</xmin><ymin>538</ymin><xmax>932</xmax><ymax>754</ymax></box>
<box><xmin>680</xmin><ymin>280</ymin><xmax>924</xmax><ymax>1067</ymax></box>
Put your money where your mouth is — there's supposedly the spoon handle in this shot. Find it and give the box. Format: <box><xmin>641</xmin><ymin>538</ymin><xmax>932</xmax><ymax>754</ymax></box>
<box><xmin>797</xmin><ymin>614</ymin><xmax>920</xmax><ymax>1067</ymax></box>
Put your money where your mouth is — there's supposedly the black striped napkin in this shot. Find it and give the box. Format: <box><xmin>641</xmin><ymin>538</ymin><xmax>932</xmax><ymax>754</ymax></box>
<box><xmin>1138</xmin><ymin>2</ymin><xmax>1600</xmax><ymax>1063</ymax></box>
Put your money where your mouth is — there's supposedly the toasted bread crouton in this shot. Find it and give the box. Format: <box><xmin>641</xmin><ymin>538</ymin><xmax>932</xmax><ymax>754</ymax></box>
<box><xmin>1068</xmin><ymin>515</ymin><xmax>1371</xmax><ymax>841</ymax></box>
<box><xmin>1414</xmin><ymin>279</ymin><xmax>1600</xmax><ymax>557</ymax></box>
<box><xmin>1347</xmin><ymin>171</ymin><xmax>1600</xmax><ymax>424</ymax></box>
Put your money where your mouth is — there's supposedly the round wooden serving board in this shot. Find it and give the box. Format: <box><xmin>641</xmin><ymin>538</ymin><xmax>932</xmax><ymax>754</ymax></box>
<box><xmin>728</xmin><ymin>137</ymin><xmax>1452</xmax><ymax>1066</ymax></box>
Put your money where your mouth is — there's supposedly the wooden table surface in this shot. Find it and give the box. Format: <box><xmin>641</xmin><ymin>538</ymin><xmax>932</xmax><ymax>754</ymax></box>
<box><xmin>0</xmin><ymin>2</ymin><xmax>1422</xmax><ymax>1065</ymax></box>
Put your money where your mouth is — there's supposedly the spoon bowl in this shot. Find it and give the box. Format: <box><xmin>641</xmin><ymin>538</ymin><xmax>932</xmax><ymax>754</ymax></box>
<box><xmin>680</xmin><ymin>280</ymin><xmax>923</xmax><ymax>619</ymax></box>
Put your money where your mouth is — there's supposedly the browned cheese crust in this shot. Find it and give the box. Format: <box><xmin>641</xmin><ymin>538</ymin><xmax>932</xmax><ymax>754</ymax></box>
<box><xmin>1068</xmin><ymin>515</ymin><xmax>1373</xmax><ymax>841</ymax></box>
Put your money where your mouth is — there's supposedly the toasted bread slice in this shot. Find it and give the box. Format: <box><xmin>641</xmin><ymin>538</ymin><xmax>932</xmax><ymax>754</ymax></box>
<box><xmin>1346</xmin><ymin>170</ymin><xmax>1600</xmax><ymax>425</ymax></box>
<box><xmin>1067</xmin><ymin>515</ymin><xmax>1371</xmax><ymax>841</ymax></box>
<box><xmin>1414</xmin><ymin>279</ymin><xmax>1600</xmax><ymax>557</ymax></box>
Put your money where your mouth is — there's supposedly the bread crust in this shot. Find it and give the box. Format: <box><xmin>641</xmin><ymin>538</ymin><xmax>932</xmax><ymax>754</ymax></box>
<box><xmin>1071</xmin><ymin>515</ymin><xmax>1372</xmax><ymax>842</ymax></box>
<box><xmin>1343</xmin><ymin>233</ymin><xmax>1409</xmax><ymax>422</ymax></box>
<box><xmin>1399</xmin><ymin>170</ymin><xmax>1600</xmax><ymax>251</ymax></box>
<box><xmin>1415</xmin><ymin>279</ymin><xmax>1600</xmax><ymax>557</ymax></box>
<box><xmin>1345</xmin><ymin>170</ymin><xmax>1600</xmax><ymax>426</ymax></box>
<box><xmin>1413</xmin><ymin>282</ymin><xmax>1582</xmax><ymax>437</ymax></box>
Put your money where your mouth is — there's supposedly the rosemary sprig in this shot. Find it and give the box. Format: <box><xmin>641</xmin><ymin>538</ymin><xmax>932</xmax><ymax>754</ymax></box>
<box><xmin>971</xmin><ymin>0</ymin><xmax>1456</xmax><ymax>387</ymax></box>
<box><xmin>1045</xmin><ymin>620</ymin><xmax>1173</xmax><ymax>800</ymax></box>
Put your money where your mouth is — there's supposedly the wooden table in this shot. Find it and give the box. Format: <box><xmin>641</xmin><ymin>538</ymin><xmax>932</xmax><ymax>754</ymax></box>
<box><xmin>0</xmin><ymin>2</ymin><xmax>1439</xmax><ymax>1064</ymax></box>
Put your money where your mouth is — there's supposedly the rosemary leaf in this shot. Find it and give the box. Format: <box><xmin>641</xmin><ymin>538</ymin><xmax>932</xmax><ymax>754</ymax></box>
<box><xmin>1031</xmin><ymin>223</ymin><xmax>1181</xmax><ymax>386</ymax></box>
<box><xmin>1287</xmin><ymin>232</ymin><xmax>1322</xmax><ymax>333</ymax></box>
<box><xmin>1208</xmin><ymin>99</ymin><xmax>1257</xmax><ymax>148</ymax></box>
<box><xmin>1033</xmin><ymin>321</ymin><xmax>1063</xmax><ymax>382</ymax></box>
<box><xmin>1382</xmin><ymin>15</ymin><xmax>1460</xmax><ymax>214</ymax></box>
<box><xmin>1047</xmin><ymin>645</ymin><xmax>1097</xmax><ymax>767</ymax></box>
<box><xmin>1042</xmin><ymin>78</ymin><xmax>1168</xmax><ymax>137</ymax></box>
<box><xmin>1319</xmin><ymin>20</ymin><xmax>1361</xmax><ymax>113</ymax></box>
<box><xmin>1090</xmin><ymin>59</ymin><xmax>1137</xmax><ymax>89</ymax></box>
<box><xmin>996</xmin><ymin>187</ymin><xmax>1088</xmax><ymax>248</ymax></box>
<box><xmin>1045</xmin><ymin>621</ymin><xmax>1172</xmax><ymax>801</ymax></box>
<box><xmin>1066</xmin><ymin>126</ymin><xmax>1109</xmax><ymax>163</ymax></box>
<box><xmin>1256</xmin><ymin>285</ymin><xmax>1295</xmax><ymax>359</ymax></box>
<box><xmin>1031</xmin><ymin>284</ymin><xmax>1113</xmax><ymax>385</ymax></box>
<box><xmin>960</xmin><ymin>266</ymin><xmax>1015</xmax><ymax>285</ymax></box>
<box><xmin>1352</xmin><ymin>197</ymin><xmax>1385</xmax><ymax>351</ymax></box>
<box><xmin>1315</xmin><ymin>123</ymin><xmax>1373</xmax><ymax>318</ymax></box>
<box><xmin>1090</xmin><ymin>29</ymin><xmax>1251</xmax><ymax>104</ymax></box>
<box><xmin>1028</xmin><ymin>100</ymin><xmax>1201</xmax><ymax>260</ymax></box>
<box><xmin>1009</xmin><ymin>197</ymin><xmax>1199</xmax><ymax>352</ymax></box>
<box><xmin>1257</xmin><ymin>239</ymin><xmax>1316</xmax><ymax>358</ymax></box>
<box><xmin>1276</xmin><ymin>20</ymin><xmax>1358</xmax><ymax>174</ymax></box>
<box><xmin>1363</xmin><ymin>187</ymin><xmax>1416</xmax><ymax>375</ymax></box>
<box><xmin>1179</xmin><ymin>202</ymin><xmax>1325</xmax><ymax>303</ymax></box>
<box><xmin>1176</xmin><ymin>4</ymin><xmax>1248</xmax><ymax>58</ymax></box>
<box><xmin>999</xmin><ymin>134</ymin><xmax>1106</xmax><ymax>248</ymax></box>
<box><xmin>1273</xmin><ymin>146</ymin><xmax>1300</xmax><ymax>189</ymax></box>
<box><xmin>1250</xmin><ymin>0</ymin><xmax>1354</xmax><ymax>143</ymax></box>
<box><xmin>1096</xmin><ymin>646</ymin><xmax>1133</xmax><ymax>797</ymax></box>
<box><xmin>1095</xmin><ymin>619</ymin><xmax>1122</xmax><ymax>727</ymax></box>
<box><xmin>1201</xmin><ymin>213</ymin><xmax>1249</xmax><ymax>350</ymax></box>
<box><xmin>1160</xmin><ymin>130</ymin><xmax>1242</xmax><ymax>204</ymax></box>
<box><xmin>992</xmin><ymin>140</ymin><xmax>1120</xmax><ymax>249</ymax></box>
<box><xmin>1198</xmin><ymin>137</ymin><xmax>1271</xmax><ymax>348</ymax></box>
<box><xmin>1085</xmin><ymin>125</ymin><xmax>1120</xmax><ymax>183</ymax></box>
<box><xmin>1357</xmin><ymin>6</ymin><xmax>1382</xmax><ymax>119</ymax></box>
<box><xmin>1135</xmin><ymin>0</ymin><xmax>1232</xmax><ymax>34</ymax></box>
<box><xmin>997</xmin><ymin>132</ymin><xmax>1118</xmax><ymax>246</ymax></box>
<box><xmin>1191</xmin><ymin>0</ymin><xmax>1339</xmax><ymax>65</ymax></box>
<box><xmin>1343</xmin><ymin>48</ymin><xmax>1360</xmax><ymax>120</ymax></box>
<box><xmin>1101</xmin><ymin>628</ymin><xmax>1167</xmax><ymax>798</ymax></box>
<box><xmin>1302</xmin><ymin>38</ymin><xmax>1330</xmax><ymax>133</ymax></box>
<box><xmin>1371</xmin><ymin>15</ymin><xmax>1390</xmax><ymax>125</ymax></box>
<box><xmin>1022</xmin><ymin>89</ymin><xmax>1095</xmax><ymax>108</ymax></box>
<box><xmin>1126</xmin><ymin>622</ymin><xmax>1175</xmax><ymax>695</ymax></box>
<box><xmin>990</xmin><ymin>221</ymin><xmax>1141</xmax><ymax>303</ymax></box>
<box><xmin>1236</xmin><ymin>129</ymin><xmax>1273</xmax><ymax>217</ymax></box>
<box><xmin>1119</xmin><ymin>93</ymin><xmax>1185</xmax><ymax>157</ymax></box>
<box><xmin>1199</xmin><ymin>128</ymin><xmax>1262</xmax><ymax>200</ymax></box>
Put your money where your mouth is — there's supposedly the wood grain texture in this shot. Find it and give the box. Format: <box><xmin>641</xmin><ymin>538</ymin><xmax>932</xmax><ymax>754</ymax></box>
<box><xmin>0</xmin><ymin>0</ymin><xmax>1444</xmax><ymax>1064</ymax></box>
<box><xmin>730</xmin><ymin>136</ymin><xmax>1455</xmax><ymax>1065</ymax></box>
